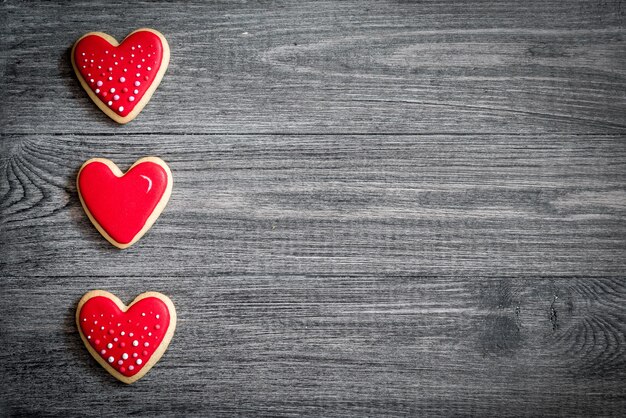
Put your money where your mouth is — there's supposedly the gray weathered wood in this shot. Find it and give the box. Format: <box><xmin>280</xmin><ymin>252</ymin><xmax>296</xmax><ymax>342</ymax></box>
<box><xmin>1</xmin><ymin>1</ymin><xmax>625</xmax><ymax>416</ymax></box>
<box><xmin>1</xmin><ymin>1</ymin><xmax>625</xmax><ymax>134</ymax></box>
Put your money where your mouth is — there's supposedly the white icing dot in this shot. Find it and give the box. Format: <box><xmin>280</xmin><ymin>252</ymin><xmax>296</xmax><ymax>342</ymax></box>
<box><xmin>122</xmin><ymin>353</ymin><xmax>129</xmax><ymax>360</ymax></box>
<box><xmin>114</xmin><ymin>61</ymin><xmax>118</xmax><ymax>65</ymax></box>
<box><xmin>129</xmin><ymin>333</ymin><xmax>134</xmax><ymax>337</ymax></box>
<box><xmin>123</xmin><ymin>68</ymin><xmax>128</xmax><ymax>72</ymax></box>
<box><xmin>117</xmin><ymin>323</ymin><xmax>121</xmax><ymax>327</ymax></box>
<box><xmin>119</xmin><ymin>76</ymin><xmax>126</xmax><ymax>82</ymax></box>
<box><xmin>90</xmin><ymin>59</ymin><xmax>94</xmax><ymax>63</ymax></box>
<box><xmin>109</xmin><ymin>87</ymin><xmax>115</xmax><ymax>93</ymax></box>
<box><xmin>131</xmin><ymin>54</ymin><xmax>135</xmax><ymax>57</ymax></box>
<box><xmin>108</xmin><ymin>67</ymin><xmax>112</xmax><ymax>72</ymax></box>
<box><xmin>108</xmin><ymin>76</ymin><xmax>113</xmax><ymax>81</ymax></box>
<box><xmin>135</xmin><ymin>81</ymin><xmax>140</xmax><ymax>87</ymax></box>
<box><xmin>137</xmin><ymin>64</ymin><xmax>141</xmax><ymax>68</ymax></box>
<box><xmin>147</xmin><ymin>54</ymin><xmax>151</xmax><ymax>57</ymax></box>
<box><xmin>132</xmin><ymin>340</ymin><xmax>139</xmax><ymax>347</ymax></box>
<box><xmin>136</xmin><ymin>359</ymin><xmax>142</xmax><ymax>365</ymax></box>
<box><xmin>129</xmin><ymin>96</ymin><xmax>135</xmax><ymax>102</ymax></box>
<box><xmin>113</xmin><ymin>95</ymin><xmax>119</xmax><ymax>100</ymax></box>
<box><xmin>144</xmin><ymin>326</ymin><xmax>148</xmax><ymax>330</ymax></box>
<box><xmin>142</xmin><ymin>313</ymin><xmax>146</xmax><ymax>317</ymax></box>
<box><xmin>100</xmin><ymin>326</ymin><xmax>105</xmax><ymax>330</ymax></box>
<box><xmin>142</xmin><ymin>59</ymin><xmax>145</xmax><ymax>62</ymax></box>
<box><xmin>97</xmin><ymin>66</ymin><xmax>101</xmax><ymax>69</ymax></box>
<box><xmin>144</xmin><ymin>342</ymin><xmax>149</xmax><ymax>347</ymax></box>
<box><xmin>95</xmin><ymin>89</ymin><xmax>100</xmax><ymax>93</ymax></box>
<box><xmin>156</xmin><ymin>314</ymin><xmax>160</xmax><ymax>319</ymax></box>
<box><xmin>107</xmin><ymin>101</ymin><xmax>113</xmax><ymax>106</ymax></box>
<box><xmin>83</xmin><ymin>318</ymin><xmax>87</xmax><ymax>322</ymax></box>
<box><xmin>101</xmin><ymin>349</ymin><xmax>106</xmax><ymax>355</ymax></box>
<box><xmin>81</xmin><ymin>52</ymin><xmax>85</xmax><ymax>56</ymax></box>
<box><xmin>118</xmin><ymin>360</ymin><xmax>123</xmax><ymax>365</ymax></box>
<box><xmin>147</xmin><ymin>67</ymin><xmax>152</xmax><ymax>71</ymax></box>
<box><xmin>121</xmin><ymin>331</ymin><xmax>125</xmax><ymax>336</ymax></box>
<box><xmin>132</xmin><ymin>46</ymin><xmax>135</xmax><ymax>50</ymax></box>
<box><xmin>94</xmin><ymin>320</ymin><xmax>98</xmax><ymax>324</ymax></box>
<box><xmin>89</xmin><ymin>78</ymin><xmax>94</xmax><ymax>83</ymax></box>
<box><xmin>129</xmin><ymin>365</ymin><xmax>134</xmax><ymax>371</ymax></box>
<box><xmin>134</xmin><ymin>89</ymin><xmax>139</xmax><ymax>94</ymax></box>
<box><xmin>108</xmin><ymin>356</ymin><xmax>114</xmax><ymax>363</ymax></box>
<box><xmin>136</xmin><ymin>73</ymin><xmax>140</xmax><ymax>77</ymax></box>
<box><xmin>148</xmin><ymin>332</ymin><xmax>152</xmax><ymax>336</ymax></box>
<box><xmin>96</xmin><ymin>81</ymin><xmax>103</xmax><ymax>87</ymax></box>
<box><xmin>105</xmin><ymin>50</ymin><xmax>109</xmax><ymax>54</ymax></box>
<box><xmin>87</xmin><ymin>335</ymin><xmax>91</xmax><ymax>340</ymax></box>
<box><xmin>138</xmin><ymin>45</ymin><xmax>141</xmax><ymax>48</ymax></box>
<box><xmin>107</xmin><ymin>343</ymin><xmax>113</xmax><ymax>349</ymax></box>
<box><xmin>113</xmin><ymin>337</ymin><xmax>118</xmax><ymax>342</ymax></box>
<box><xmin>82</xmin><ymin>65</ymin><xmax>86</xmax><ymax>69</ymax></box>
<box><xmin>113</xmin><ymin>53</ymin><xmax>116</xmax><ymax>57</ymax></box>
<box><xmin>118</xmin><ymin>106</ymin><xmax>124</xmax><ymax>112</ymax></box>
<box><xmin>133</xmin><ymin>353</ymin><xmax>138</xmax><ymax>358</ymax></box>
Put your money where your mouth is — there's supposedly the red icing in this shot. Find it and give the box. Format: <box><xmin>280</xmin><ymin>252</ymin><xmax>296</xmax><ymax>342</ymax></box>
<box><xmin>79</xmin><ymin>296</ymin><xmax>171</xmax><ymax>377</ymax></box>
<box><xmin>78</xmin><ymin>160</ymin><xmax>169</xmax><ymax>245</ymax></box>
<box><xmin>74</xmin><ymin>30</ymin><xmax>164</xmax><ymax>117</ymax></box>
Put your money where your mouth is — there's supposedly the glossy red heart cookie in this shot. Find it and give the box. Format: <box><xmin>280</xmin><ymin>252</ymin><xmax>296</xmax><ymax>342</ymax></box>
<box><xmin>77</xmin><ymin>157</ymin><xmax>173</xmax><ymax>249</ymax></box>
<box><xmin>76</xmin><ymin>290</ymin><xmax>176</xmax><ymax>384</ymax></box>
<box><xmin>71</xmin><ymin>28</ymin><xmax>170</xmax><ymax>123</ymax></box>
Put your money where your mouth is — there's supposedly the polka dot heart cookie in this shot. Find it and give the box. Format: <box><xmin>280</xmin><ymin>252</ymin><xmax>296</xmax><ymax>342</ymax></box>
<box><xmin>77</xmin><ymin>290</ymin><xmax>176</xmax><ymax>384</ymax></box>
<box><xmin>77</xmin><ymin>157</ymin><xmax>173</xmax><ymax>249</ymax></box>
<box><xmin>71</xmin><ymin>28</ymin><xmax>170</xmax><ymax>123</ymax></box>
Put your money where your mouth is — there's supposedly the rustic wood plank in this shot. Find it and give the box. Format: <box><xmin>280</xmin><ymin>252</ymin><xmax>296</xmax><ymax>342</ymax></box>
<box><xmin>1</xmin><ymin>133</ymin><xmax>625</xmax><ymax>278</ymax></box>
<box><xmin>0</xmin><ymin>1</ymin><xmax>625</xmax><ymax>134</ymax></box>
<box><xmin>1</xmin><ymin>275</ymin><xmax>625</xmax><ymax>416</ymax></box>
<box><xmin>1</xmin><ymin>0</ymin><xmax>626</xmax><ymax>416</ymax></box>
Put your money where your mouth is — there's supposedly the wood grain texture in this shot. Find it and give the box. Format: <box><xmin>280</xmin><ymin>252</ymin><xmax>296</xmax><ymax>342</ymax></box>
<box><xmin>1</xmin><ymin>1</ymin><xmax>625</xmax><ymax>417</ymax></box>
<box><xmin>1</xmin><ymin>1</ymin><xmax>625</xmax><ymax>134</ymax></box>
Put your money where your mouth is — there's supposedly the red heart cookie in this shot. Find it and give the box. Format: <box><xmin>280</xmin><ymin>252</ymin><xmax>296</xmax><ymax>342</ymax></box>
<box><xmin>77</xmin><ymin>157</ymin><xmax>173</xmax><ymax>249</ymax></box>
<box><xmin>71</xmin><ymin>28</ymin><xmax>170</xmax><ymax>123</ymax></box>
<box><xmin>76</xmin><ymin>290</ymin><xmax>177</xmax><ymax>384</ymax></box>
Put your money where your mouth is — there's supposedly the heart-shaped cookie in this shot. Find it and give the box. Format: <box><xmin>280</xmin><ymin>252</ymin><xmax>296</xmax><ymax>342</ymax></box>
<box><xmin>77</xmin><ymin>157</ymin><xmax>173</xmax><ymax>249</ymax></box>
<box><xmin>76</xmin><ymin>290</ymin><xmax>176</xmax><ymax>384</ymax></box>
<box><xmin>71</xmin><ymin>28</ymin><xmax>170</xmax><ymax>123</ymax></box>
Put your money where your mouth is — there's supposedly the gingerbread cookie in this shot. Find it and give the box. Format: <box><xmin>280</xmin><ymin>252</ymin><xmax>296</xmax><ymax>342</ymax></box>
<box><xmin>77</xmin><ymin>157</ymin><xmax>173</xmax><ymax>249</ymax></box>
<box><xmin>71</xmin><ymin>28</ymin><xmax>170</xmax><ymax>123</ymax></box>
<box><xmin>76</xmin><ymin>290</ymin><xmax>176</xmax><ymax>384</ymax></box>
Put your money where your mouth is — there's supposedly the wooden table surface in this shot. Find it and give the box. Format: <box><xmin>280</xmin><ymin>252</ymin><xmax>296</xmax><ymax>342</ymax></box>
<box><xmin>1</xmin><ymin>1</ymin><xmax>625</xmax><ymax>416</ymax></box>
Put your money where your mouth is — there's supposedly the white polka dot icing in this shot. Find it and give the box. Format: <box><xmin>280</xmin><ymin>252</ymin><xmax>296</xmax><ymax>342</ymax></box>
<box><xmin>73</xmin><ymin>30</ymin><xmax>165</xmax><ymax>117</ymax></box>
<box><xmin>79</xmin><ymin>294</ymin><xmax>171</xmax><ymax>378</ymax></box>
